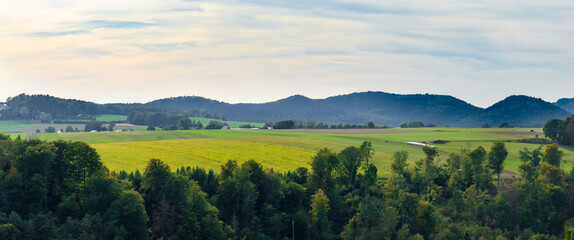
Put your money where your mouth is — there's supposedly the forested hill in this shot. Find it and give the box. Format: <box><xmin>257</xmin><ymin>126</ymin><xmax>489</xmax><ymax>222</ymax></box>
<box><xmin>457</xmin><ymin>95</ymin><xmax>573</xmax><ymax>127</ymax></box>
<box><xmin>149</xmin><ymin>92</ymin><xmax>573</xmax><ymax>127</ymax></box>
<box><xmin>2</xmin><ymin>93</ymin><xmax>572</xmax><ymax>127</ymax></box>
<box><xmin>0</xmin><ymin>94</ymin><xmax>219</xmax><ymax>121</ymax></box>
<box><xmin>555</xmin><ymin>98</ymin><xmax>574</xmax><ymax>113</ymax></box>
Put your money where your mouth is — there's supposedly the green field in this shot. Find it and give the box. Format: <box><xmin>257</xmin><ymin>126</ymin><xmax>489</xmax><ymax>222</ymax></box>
<box><xmin>0</xmin><ymin>120</ymin><xmax>87</xmax><ymax>134</ymax></box>
<box><xmin>0</xmin><ymin>121</ymin><xmax>41</xmax><ymax>131</ymax></box>
<box><xmin>23</xmin><ymin>127</ymin><xmax>574</xmax><ymax>176</ymax></box>
<box><xmin>188</xmin><ymin>117</ymin><xmax>264</xmax><ymax>128</ymax></box>
<box><xmin>96</xmin><ymin>114</ymin><xmax>128</xmax><ymax>121</ymax></box>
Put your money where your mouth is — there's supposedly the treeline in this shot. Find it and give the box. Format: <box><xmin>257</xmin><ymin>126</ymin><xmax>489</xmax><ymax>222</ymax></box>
<box><xmin>544</xmin><ymin>115</ymin><xmax>574</xmax><ymax>145</ymax></box>
<box><xmin>399</xmin><ymin>121</ymin><xmax>439</xmax><ymax>128</ymax></box>
<box><xmin>1</xmin><ymin>135</ymin><xmax>574</xmax><ymax>239</ymax></box>
<box><xmin>265</xmin><ymin>119</ymin><xmax>391</xmax><ymax>129</ymax></box>
<box><xmin>127</xmin><ymin>112</ymin><xmax>224</xmax><ymax>129</ymax></box>
<box><xmin>0</xmin><ymin>94</ymin><xmax>224</xmax><ymax>122</ymax></box>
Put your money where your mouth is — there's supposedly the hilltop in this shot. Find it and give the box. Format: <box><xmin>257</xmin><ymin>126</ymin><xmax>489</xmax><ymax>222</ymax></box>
<box><xmin>1</xmin><ymin>92</ymin><xmax>572</xmax><ymax>127</ymax></box>
<box><xmin>149</xmin><ymin>92</ymin><xmax>573</xmax><ymax>127</ymax></box>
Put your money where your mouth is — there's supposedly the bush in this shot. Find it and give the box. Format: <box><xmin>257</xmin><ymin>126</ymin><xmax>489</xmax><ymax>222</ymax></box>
<box><xmin>273</xmin><ymin>120</ymin><xmax>295</xmax><ymax>129</ymax></box>
<box><xmin>85</xmin><ymin>120</ymin><xmax>103</xmax><ymax>132</ymax></box>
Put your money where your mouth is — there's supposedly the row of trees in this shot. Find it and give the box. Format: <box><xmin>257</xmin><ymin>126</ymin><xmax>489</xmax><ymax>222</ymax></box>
<box><xmin>265</xmin><ymin>119</ymin><xmax>389</xmax><ymax>130</ymax></box>
<box><xmin>399</xmin><ymin>121</ymin><xmax>439</xmax><ymax>128</ymax></box>
<box><xmin>1</xmin><ymin>134</ymin><xmax>574</xmax><ymax>239</ymax></box>
<box><xmin>544</xmin><ymin>115</ymin><xmax>574</xmax><ymax>145</ymax></box>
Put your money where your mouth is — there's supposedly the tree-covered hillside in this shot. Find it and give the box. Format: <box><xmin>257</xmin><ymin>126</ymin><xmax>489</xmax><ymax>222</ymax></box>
<box><xmin>149</xmin><ymin>92</ymin><xmax>572</xmax><ymax>127</ymax></box>
<box><xmin>0</xmin><ymin>94</ymin><xmax>221</xmax><ymax>121</ymax></box>
<box><xmin>459</xmin><ymin>95</ymin><xmax>572</xmax><ymax>127</ymax></box>
<box><xmin>2</xmin><ymin>93</ymin><xmax>572</xmax><ymax>127</ymax></box>
<box><xmin>556</xmin><ymin>98</ymin><xmax>574</xmax><ymax>113</ymax></box>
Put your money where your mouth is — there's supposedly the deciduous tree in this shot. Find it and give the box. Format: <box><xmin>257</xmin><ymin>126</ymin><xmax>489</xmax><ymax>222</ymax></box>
<box><xmin>488</xmin><ymin>141</ymin><xmax>508</xmax><ymax>189</ymax></box>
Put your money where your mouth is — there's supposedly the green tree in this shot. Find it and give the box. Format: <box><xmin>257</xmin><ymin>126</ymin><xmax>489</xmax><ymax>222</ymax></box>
<box><xmin>141</xmin><ymin>158</ymin><xmax>172</xmax><ymax>214</ymax></box>
<box><xmin>59</xmin><ymin>141</ymin><xmax>103</xmax><ymax>186</ymax></box>
<box><xmin>18</xmin><ymin>107</ymin><xmax>29</xmax><ymax>118</ymax></box>
<box><xmin>338</xmin><ymin>146</ymin><xmax>363</xmax><ymax>185</ymax></box>
<box><xmin>397</xmin><ymin>191</ymin><xmax>419</xmax><ymax>229</ymax></box>
<box><xmin>367</xmin><ymin>121</ymin><xmax>375</xmax><ymax>128</ymax></box>
<box><xmin>178</xmin><ymin>118</ymin><xmax>193</xmax><ymax>130</ymax></box>
<box><xmin>84</xmin><ymin>120</ymin><xmax>103</xmax><ymax>132</ymax></box>
<box><xmin>519</xmin><ymin>145</ymin><xmax>543</xmax><ymax>167</ymax></box>
<box><xmin>65</xmin><ymin>125</ymin><xmax>75</xmax><ymax>132</ymax></box>
<box><xmin>468</xmin><ymin>146</ymin><xmax>489</xmax><ymax>190</ymax></box>
<box><xmin>392</xmin><ymin>151</ymin><xmax>409</xmax><ymax>179</ymax></box>
<box><xmin>273</xmin><ymin>120</ymin><xmax>295</xmax><ymax>129</ymax></box>
<box><xmin>310</xmin><ymin>189</ymin><xmax>333</xmax><ymax>240</ymax></box>
<box><xmin>81</xmin><ymin>172</ymin><xmax>122</xmax><ymax>215</ymax></box>
<box><xmin>543</xmin><ymin>143</ymin><xmax>564</xmax><ymax>167</ymax></box>
<box><xmin>359</xmin><ymin>141</ymin><xmax>375</xmax><ymax>166</ymax></box>
<box><xmin>415</xmin><ymin>201</ymin><xmax>440</xmax><ymax>240</ymax></box>
<box><xmin>488</xmin><ymin>141</ymin><xmax>508</xmax><ymax>189</ymax></box>
<box><xmin>23</xmin><ymin>174</ymin><xmax>49</xmax><ymax>216</ymax></box>
<box><xmin>308</xmin><ymin>148</ymin><xmax>339</xmax><ymax>193</ymax></box>
<box><xmin>364</xmin><ymin>163</ymin><xmax>378</xmax><ymax>185</ymax></box>
<box><xmin>17</xmin><ymin>143</ymin><xmax>56</xmax><ymax>180</ymax></box>
<box><xmin>0</xmin><ymin>223</ymin><xmax>18</xmax><ymax>240</ymax></box>
<box><xmin>544</xmin><ymin>119</ymin><xmax>566</xmax><ymax>143</ymax></box>
<box><xmin>107</xmin><ymin>190</ymin><xmax>150</xmax><ymax>240</ymax></box>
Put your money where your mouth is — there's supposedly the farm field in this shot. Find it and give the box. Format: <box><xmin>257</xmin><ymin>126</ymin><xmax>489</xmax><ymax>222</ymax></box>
<box><xmin>188</xmin><ymin>117</ymin><xmax>264</xmax><ymax>128</ymax></box>
<box><xmin>20</xmin><ymin>127</ymin><xmax>574</xmax><ymax>177</ymax></box>
<box><xmin>0</xmin><ymin>120</ymin><xmax>86</xmax><ymax>133</ymax></box>
<box><xmin>96</xmin><ymin>114</ymin><xmax>128</xmax><ymax>121</ymax></box>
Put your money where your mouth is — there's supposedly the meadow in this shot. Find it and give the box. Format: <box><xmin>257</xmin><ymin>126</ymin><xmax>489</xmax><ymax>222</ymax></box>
<box><xmin>188</xmin><ymin>117</ymin><xmax>264</xmax><ymax>128</ymax></box>
<box><xmin>95</xmin><ymin>114</ymin><xmax>128</xmax><ymax>122</ymax></box>
<box><xmin>2</xmin><ymin>118</ymin><xmax>571</xmax><ymax>176</ymax></box>
<box><xmin>15</xmin><ymin>127</ymin><xmax>571</xmax><ymax>177</ymax></box>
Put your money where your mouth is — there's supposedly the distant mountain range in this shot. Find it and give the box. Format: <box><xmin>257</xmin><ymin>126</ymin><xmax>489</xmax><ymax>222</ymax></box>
<box><xmin>148</xmin><ymin>92</ymin><xmax>573</xmax><ymax>127</ymax></box>
<box><xmin>1</xmin><ymin>92</ymin><xmax>572</xmax><ymax>127</ymax></box>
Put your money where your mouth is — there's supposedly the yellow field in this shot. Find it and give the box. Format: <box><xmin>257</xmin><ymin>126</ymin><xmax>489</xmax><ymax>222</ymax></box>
<box><xmin>93</xmin><ymin>136</ymin><xmax>360</xmax><ymax>173</ymax></box>
<box><xmin>22</xmin><ymin>128</ymin><xmax>574</xmax><ymax>176</ymax></box>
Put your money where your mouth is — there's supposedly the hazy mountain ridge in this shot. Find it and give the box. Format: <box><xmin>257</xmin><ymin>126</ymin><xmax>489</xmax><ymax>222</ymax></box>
<box><xmin>2</xmin><ymin>93</ymin><xmax>572</xmax><ymax>127</ymax></box>
<box><xmin>148</xmin><ymin>92</ymin><xmax>574</xmax><ymax>127</ymax></box>
<box><xmin>457</xmin><ymin>95</ymin><xmax>573</xmax><ymax>127</ymax></box>
<box><xmin>555</xmin><ymin>98</ymin><xmax>574</xmax><ymax>113</ymax></box>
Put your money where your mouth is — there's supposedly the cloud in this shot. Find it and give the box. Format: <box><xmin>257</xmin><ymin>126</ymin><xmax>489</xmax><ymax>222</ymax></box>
<box><xmin>135</xmin><ymin>42</ymin><xmax>196</xmax><ymax>52</ymax></box>
<box><xmin>84</xmin><ymin>20</ymin><xmax>156</xmax><ymax>29</ymax></box>
<box><xmin>1</xmin><ymin>0</ymin><xmax>574</xmax><ymax>107</ymax></box>
<box><xmin>27</xmin><ymin>30</ymin><xmax>90</xmax><ymax>38</ymax></box>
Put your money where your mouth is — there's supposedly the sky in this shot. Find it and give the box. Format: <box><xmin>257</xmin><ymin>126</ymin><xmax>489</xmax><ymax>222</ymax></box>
<box><xmin>1</xmin><ymin>0</ymin><xmax>573</xmax><ymax>108</ymax></box>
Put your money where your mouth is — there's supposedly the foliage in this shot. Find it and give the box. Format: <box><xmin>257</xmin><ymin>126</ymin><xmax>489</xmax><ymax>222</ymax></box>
<box><xmin>273</xmin><ymin>120</ymin><xmax>295</xmax><ymax>129</ymax></box>
<box><xmin>544</xmin><ymin>116</ymin><xmax>574</xmax><ymax>145</ymax></box>
<box><xmin>84</xmin><ymin>120</ymin><xmax>104</xmax><ymax>132</ymax></box>
<box><xmin>44</xmin><ymin>126</ymin><xmax>56</xmax><ymax>133</ymax></box>
<box><xmin>400</xmin><ymin>121</ymin><xmax>425</xmax><ymax>128</ymax></box>
<box><xmin>0</xmin><ymin>134</ymin><xmax>573</xmax><ymax>239</ymax></box>
<box><xmin>543</xmin><ymin>143</ymin><xmax>564</xmax><ymax>167</ymax></box>
<box><xmin>488</xmin><ymin>141</ymin><xmax>508</xmax><ymax>188</ymax></box>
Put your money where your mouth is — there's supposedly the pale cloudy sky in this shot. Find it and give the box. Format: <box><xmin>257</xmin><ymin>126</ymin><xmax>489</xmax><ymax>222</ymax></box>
<box><xmin>1</xmin><ymin>0</ymin><xmax>573</xmax><ymax>107</ymax></box>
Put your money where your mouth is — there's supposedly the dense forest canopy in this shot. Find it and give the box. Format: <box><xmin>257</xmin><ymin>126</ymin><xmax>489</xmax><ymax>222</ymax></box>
<box><xmin>0</xmin><ymin>94</ymin><xmax>222</xmax><ymax>122</ymax></box>
<box><xmin>544</xmin><ymin>116</ymin><xmax>574</xmax><ymax>146</ymax></box>
<box><xmin>1</xmin><ymin>134</ymin><xmax>574</xmax><ymax>239</ymax></box>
